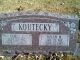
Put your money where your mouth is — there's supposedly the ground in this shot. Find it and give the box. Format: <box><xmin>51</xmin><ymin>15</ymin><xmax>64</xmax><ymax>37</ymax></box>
<box><xmin>0</xmin><ymin>0</ymin><xmax>80</xmax><ymax>15</ymax></box>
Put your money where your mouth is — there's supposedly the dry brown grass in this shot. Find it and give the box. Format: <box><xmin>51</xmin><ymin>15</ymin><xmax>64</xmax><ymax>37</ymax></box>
<box><xmin>0</xmin><ymin>0</ymin><xmax>79</xmax><ymax>14</ymax></box>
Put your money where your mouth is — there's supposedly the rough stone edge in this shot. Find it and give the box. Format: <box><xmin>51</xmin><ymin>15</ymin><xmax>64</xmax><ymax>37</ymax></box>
<box><xmin>0</xmin><ymin>11</ymin><xmax>79</xmax><ymax>20</ymax></box>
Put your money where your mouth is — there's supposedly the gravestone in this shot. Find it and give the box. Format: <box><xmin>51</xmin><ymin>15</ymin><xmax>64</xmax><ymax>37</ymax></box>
<box><xmin>0</xmin><ymin>12</ymin><xmax>79</xmax><ymax>54</ymax></box>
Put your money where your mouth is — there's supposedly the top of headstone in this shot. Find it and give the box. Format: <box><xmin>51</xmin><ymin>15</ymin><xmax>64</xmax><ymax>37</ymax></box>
<box><xmin>0</xmin><ymin>11</ymin><xmax>79</xmax><ymax>20</ymax></box>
